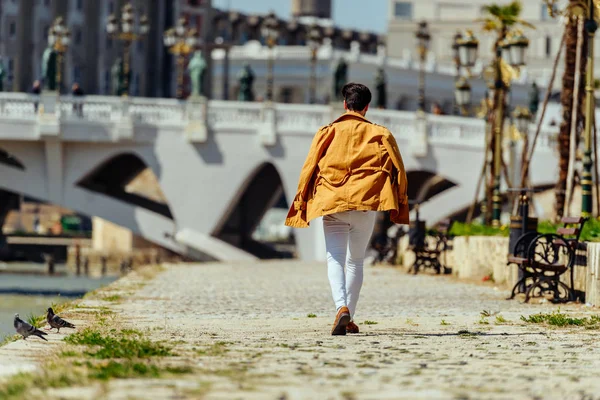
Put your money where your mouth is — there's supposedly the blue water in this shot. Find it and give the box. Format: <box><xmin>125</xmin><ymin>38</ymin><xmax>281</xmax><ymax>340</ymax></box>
<box><xmin>0</xmin><ymin>270</ymin><xmax>117</xmax><ymax>339</ymax></box>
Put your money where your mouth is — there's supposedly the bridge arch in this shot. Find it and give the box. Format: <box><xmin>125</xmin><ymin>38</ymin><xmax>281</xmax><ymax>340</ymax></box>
<box><xmin>406</xmin><ymin>170</ymin><xmax>457</xmax><ymax>205</ymax></box>
<box><xmin>76</xmin><ymin>152</ymin><xmax>173</xmax><ymax>218</ymax></box>
<box><xmin>213</xmin><ymin>161</ymin><xmax>294</xmax><ymax>258</ymax></box>
<box><xmin>0</xmin><ymin>147</ymin><xmax>24</xmax><ymax>170</ymax></box>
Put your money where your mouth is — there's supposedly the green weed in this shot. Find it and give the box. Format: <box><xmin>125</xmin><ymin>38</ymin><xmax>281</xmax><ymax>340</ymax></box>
<box><xmin>519</xmin><ymin>310</ymin><xmax>600</xmax><ymax>327</ymax></box>
<box><xmin>307</xmin><ymin>313</ymin><xmax>317</xmax><ymax>318</ymax></box>
<box><xmin>64</xmin><ymin>328</ymin><xmax>172</xmax><ymax>359</ymax></box>
<box><xmin>363</xmin><ymin>320</ymin><xmax>378</xmax><ymax>325</ymax></box>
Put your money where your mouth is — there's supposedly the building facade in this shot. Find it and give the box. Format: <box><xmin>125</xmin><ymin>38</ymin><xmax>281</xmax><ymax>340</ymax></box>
<box><xmin>386</xmin><ymin>0</ymin><xmax>582</xmax><ymax>87</ymax></box>
<box><xmin>0</xmin><ymin>0</ymin><xmax>212</xmax><ymax>98</ymax></box>
<box><xmin>291</xmin><ymin>0</ymin><xmax>332</xmax><ymax>19</ymax></box>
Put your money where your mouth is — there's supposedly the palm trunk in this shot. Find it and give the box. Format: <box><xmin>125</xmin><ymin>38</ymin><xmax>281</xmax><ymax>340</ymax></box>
<box><xmin>556</xmin><ymin>12</ymin><xmax>588</xmax><ymax>220</ymax></box>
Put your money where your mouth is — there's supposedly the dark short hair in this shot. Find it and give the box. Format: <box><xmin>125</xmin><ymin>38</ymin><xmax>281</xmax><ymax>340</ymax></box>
<box><xmin>342</xmin><ymin>83</ymin><xmax>372</xmax><ymax>111</ymax></box>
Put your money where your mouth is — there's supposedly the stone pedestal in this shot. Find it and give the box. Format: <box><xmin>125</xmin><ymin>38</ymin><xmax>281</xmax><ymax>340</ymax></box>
<box><xmin>260</xmin><ymin>102</ymin><xmax>276</xmax><ymax>146</ymax></box>
<box><xmin>411</xmin><ymin>112</ymin><xmax>428</xmax><ymax>157</ymax></box>
<box><xmin>185</xmin><ymin>96</ymin><xmax>208</xmax><ymax>143</ymax></box>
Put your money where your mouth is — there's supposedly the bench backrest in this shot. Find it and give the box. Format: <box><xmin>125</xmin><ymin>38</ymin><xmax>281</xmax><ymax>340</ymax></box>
<box><xmin>436</xmin><ymin>219</ymin><xmax>454</xmax><ymax>235</ymax></box>
<box><xmin>558</xmin><ymin>216</ymin><xmax>587</xmax><ymax>242</ymax></box>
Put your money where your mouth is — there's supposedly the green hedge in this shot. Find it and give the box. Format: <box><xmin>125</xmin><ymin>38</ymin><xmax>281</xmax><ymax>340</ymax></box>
<box><xmin>439</xmin><ymin>218</ymin><xmax>600</xmax><ymax>242</ymax></box>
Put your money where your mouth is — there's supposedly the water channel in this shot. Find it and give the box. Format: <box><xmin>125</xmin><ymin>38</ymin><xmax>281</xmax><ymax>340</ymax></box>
<box><xmin>0</xmin><ymin>263</ymin><xmax>117</xmax><ymax>339</ymax></box>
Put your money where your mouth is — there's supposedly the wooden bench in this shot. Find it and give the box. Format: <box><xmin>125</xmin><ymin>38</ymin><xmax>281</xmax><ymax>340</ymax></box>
<box><xmin>507</xmin><ymin>216</ymin><xmax>587</xmax><ymax>303</ymax></box>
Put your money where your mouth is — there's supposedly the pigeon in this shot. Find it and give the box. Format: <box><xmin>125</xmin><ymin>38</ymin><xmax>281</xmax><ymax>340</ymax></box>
<box><xmin>46</xmin><ymin>308</ymin><xmax>75</xmax><ymax>333</ymax></box>
<box><xmin>14</xmin><ymin>314</ymin><xmax>48</xmax><ymax>341</ymax></box>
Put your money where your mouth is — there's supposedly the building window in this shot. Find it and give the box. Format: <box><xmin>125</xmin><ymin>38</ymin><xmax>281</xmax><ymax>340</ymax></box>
<box><xmin>73</xmin><ymin>66</ymin><xmax>81</xmax><ymax>82</ymax></box>
<box><xmin>394</xmin><ymin>2</ymin><xmax>413</xmax><ymax>19</ymax></box>
<box><xmin>44</xmin><ymin>0</ymin><xmax>50</xmax><ymax>6</ymax></box>
<box><xmin>104</xmin><ymin>70</ymin><xmax>110</xmax><ymax>94</ymax></box>
<box><xmin>545</xmin><ymin>36</ymin><xmax>551</xmax><ymax>58</ymax></box>
<box><xmin>9</xmin><ymin>22</ymin><xmax>15</xmax><ymax>38</ymax></box>
<box><xmin>106</xmin><ymin>37</ymin><xmax>112</xmax><ymax>49</ymax></box>
<box><xmin>108</xmin><ymin>1</ymin><xmax>114</xmax><ymax>14</ymax></box>
<box><xmin>76</xmin><ymin>0</ymin><xmax>83</xmax><ymax>11</ymax></box>
<box><xmin>137</xmin><ymin>40</ymin><xmax>144</xmax><ymax>53</ymax></box>
<box><xmin>75</xmin><ymin>29</ymin><xmax>82</xmax><ymax>45</ymax></box>
<box><xmin>43</xmin><ymin>25</ymin><xmax>49</xmax><ymax>40</ymax></box>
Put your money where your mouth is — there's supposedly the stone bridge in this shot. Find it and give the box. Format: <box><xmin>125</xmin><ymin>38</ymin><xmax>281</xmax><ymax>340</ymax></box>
<box><xmin>0</xmin><ymin>93</ymin><xmax>558</xmax><ymax>261</ymax></box>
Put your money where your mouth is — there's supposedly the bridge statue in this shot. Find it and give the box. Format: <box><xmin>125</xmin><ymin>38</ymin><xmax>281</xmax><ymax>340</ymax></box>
<box><xmin>237</xmin><ymin>63</ymin><xmax>255</xmax><ymax>102</ymax></box>
<box><xmin>333</xmin><ymin>58</ymin><xmax>348</xmax><ymax>101</ymax></box>
<box><xmin>375</xmin><ymin>67</ymin><xmax>387</xmax><ymax>109</ymax></box>
<box><xmin>0</xmin><ymin>60</ymin><xmax>5</xmax><ymax>92</ymax></box>
<box><xmin>529</xmin><ymin>82</ymin><xmax>540</xmax><ymax>117</ymax></box>
<box><xmin>111</xmin><ymin>57</ymin><xmax>129</xmax><ymax>96</ymax></box>
<box><xmin>41</xmin><ymin>45</ymin><xmax>57</xmax><ymax>91</ymax></box>
<box><xmin>187</xmin><ymin>51</ymin><xmax>207</xmax><ymax>97</ymax></box>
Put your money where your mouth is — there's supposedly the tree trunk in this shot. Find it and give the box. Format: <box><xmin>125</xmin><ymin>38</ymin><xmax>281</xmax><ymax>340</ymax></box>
<box><xmin>556</xmin><ymin>13</ymin><xmax>588</xmax><ymax>220</ymax></box>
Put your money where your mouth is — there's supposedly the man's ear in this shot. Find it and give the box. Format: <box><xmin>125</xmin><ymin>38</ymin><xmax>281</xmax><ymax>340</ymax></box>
<box><xmin>363</xmin><ymin>104</ymin><xmax>370</xmax><ymax>113</ymax></box>
<box><xmin>344</xmin><ymin>100</ymin><xmax>348</xmax><ymax>110</ymax></box>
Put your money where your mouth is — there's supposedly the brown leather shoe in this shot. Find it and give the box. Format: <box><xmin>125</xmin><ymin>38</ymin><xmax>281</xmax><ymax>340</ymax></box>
<box><xmin>331</xmin><ymin>306</ymin><xmax>351</xmax><ymax>335</ymax></box>
<box><xmin>346</xmin><ymin>321</ymin><xmax>359</xmax><ymax>334</ymax></box>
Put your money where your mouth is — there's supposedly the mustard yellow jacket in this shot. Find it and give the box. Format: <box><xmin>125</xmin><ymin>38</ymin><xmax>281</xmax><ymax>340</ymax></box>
<box><xmin>285</xmin><ymin>111</ymin><xmax>409</xmax><ymax>228</ymax></box>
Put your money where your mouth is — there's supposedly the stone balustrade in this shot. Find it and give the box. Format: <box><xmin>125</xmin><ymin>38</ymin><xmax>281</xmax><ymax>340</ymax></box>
<box><xmin>0</xmin><ymin>93</ymin><xmax>558</xmax><ymax>155</ymax></box>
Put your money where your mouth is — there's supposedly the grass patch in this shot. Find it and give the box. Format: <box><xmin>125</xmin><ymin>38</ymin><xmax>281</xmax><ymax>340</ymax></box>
<box><xmin>196</xmin><ymin>341</ymin><xmax>231</xmax><ymax>357</ymax></box>
<box><xmin>87</xmin><ymin>361</ymin><xmax>161</xmax><ymax>380</ymax></box>
<box><xmin>307</xmin><ymin>313</ymin><xmax>317</xmax><ymax>318</ymax></box>
<box><xmin>440</xmin><ymin>320</ymin><xmax>451</xmax><ymax>326</ymax></box>
<box><xmin>520</xmin><ymin>310</ymin><xmax>600</xmax><ymax>327</ymax></box>
<box><xmin>64</xmin><ymin>328</ymin><xmax>172</xmax><ymax>359</ymax></box>
<box><xmin>495</xmin><ymin>315</ymin><xmax>508</xmax><ymax>324</ymax></box>
<box><xmin>101</xmin><ymin>294</ymin><xmax>123</xmax><ymax>302</ymax></box>
<box><xmin>363</xmin><ymin>320</ymin><xmax>378</xmax><ymax>325</ymax></box>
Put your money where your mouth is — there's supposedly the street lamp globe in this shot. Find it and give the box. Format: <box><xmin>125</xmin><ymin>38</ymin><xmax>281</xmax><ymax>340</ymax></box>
<box><xmin>261</xmin><ymin>13</ymin><xmax>280</xmax><ymax>48</ymax></box>
<box><xmin>500</xmin><ymin>38</ymin><xmax>512</xmax><ymax>65</ymax></box>
<box><xmin>176</xmin><ymin>18</ymin><xmax>186</xmax><ymax>37</ymax></box>
<box><xmin>456</xmin><ymin>30</ymin><xmax>479</xmax><ymax>68</ymax></box>
<box><xmin>307</xmin><ymin>25</ymin><xmax>322</xmax><ymax>52</ymax></box>
<box><xmin>139</xmin><ymin>15</ymin><xmax>150</xmax><ymax>35</ymax></box>
<box><xmin>507</xmin><ymin>30</ymin><xmax>529</xmax><ymax>67</ymax></box>
<box><xmin>186</xmin><ymin>29</ymin><xmax>198</xmax><ymax>48</ymax></box>
<box><xmin>452</xmin><ymin>31</ymin><xmax>462</xmax><ymax>65</ymax></box>
<box><xmin>163</xmin><ymin>28</ymin><xmax>175</xmax><ymax>47</ymax></box>
<box><xmin>106</xmin><ymin>15</ymin><xmax>118</xmax><ymax>34</ymax></box>
<box><xmin>415</xmin><ymin>21</ymin><xmax>430</xmax><ymax>58</ymax></box>
<box><xmin>61</xmin><ymin>31</ymin><xmax>71</xmax><ymax>47</ymax></box>
<box><xmin>513</xmin><ymin>106</ymin><xmax>532</xmax><ymax>134</ymax></box>
<box><xmin>454</xmin><ymin>76</ymin><xmax>471</xmax><ymax>107</ymax></box>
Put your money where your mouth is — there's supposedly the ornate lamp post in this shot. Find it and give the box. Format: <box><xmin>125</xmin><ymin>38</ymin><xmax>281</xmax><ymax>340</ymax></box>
<box><xmin>106</xmin><ymin>2</ymin><xmax>149</xmax><ymax>97</ymax></box>
<box><xmin>48</xmin><ymin>17</ymin><xmax>70</xmax><ymax>93</ymax></box>
<box><xmin>452</xmin><ymin>31</ymin><xmax>462</xmax><ymax>115</ymax></box>
<box><xmin>582</xmin><ymin>0</ymin><xmax>597</xmax><ymax>216</ymax></box>
<box><xmin>457</xmin><ymin>26</ymin><xmax>529</xmax><ymax>226</ymax></box>
<box><xmin>307</xmin><ymin>24</ymin><xmax>322</xmax><ymax>104</ymax></box>
<box><xmin>415</xmin><ymin>21</ymin><xmax>431</xmax><ymax>113</ymax></box>
<box><xmin>454</xmin><ymin>76</ymin><xmax>471</xmax><ymax>116</ymax></box>
<box><xmin>163</xmin><ymin>18</ymin><xmax>198</xmax><ymax>99</ymax></box>
<box><xmin>261</xmin><ymin>13</ymin><xmax>280</xmax><ymax>102</ymax></box>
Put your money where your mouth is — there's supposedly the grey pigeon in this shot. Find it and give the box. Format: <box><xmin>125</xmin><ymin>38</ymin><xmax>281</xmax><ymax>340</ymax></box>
<box><xmin>14</xmin><ymin>314</ymin><xmax>48</xmax><ymax>341</ymax></box>
<box><xmin>46</xmin><ymin>307</ymin><xmax>75</xmax><ymax>333</ymax></box>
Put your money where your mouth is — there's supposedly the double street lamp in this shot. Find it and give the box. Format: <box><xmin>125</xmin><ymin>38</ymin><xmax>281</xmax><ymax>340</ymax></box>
<box><xmin>307</xmin><ymin>24</ymin><xmax>322</xmax><ymax>104</ymax></box>
<box><xmin>261</xmin><ymin>13</ymin><xmax>280</xmax><ymax>102</ymax></box>
<box><xmin>456</xmin><ymin>28</ymin><xmax>529</xmax><ymax>226</ymax></box>
<box><xmin>163</xmin><ymin>18</ymin><xmax>198</xmax><ymax>99</ymax></box>
<box><xmin>452</xmin><ymin>31</ymin><xmax>476</xmax><ymax>115</ymax></box>
<box><xmin>415</xmin><ymin>21</ymin><xmax>431</xmax><ymax>113</ymax></box>
<box><xmin>48</xmin><ymin>17</ymin><xmax>71</xmax><ymax>93</ymax></box>
<box><xmin>106</xmin><ymin>2</ymin><xmax>149</xmax><ymax>97</ymax></box>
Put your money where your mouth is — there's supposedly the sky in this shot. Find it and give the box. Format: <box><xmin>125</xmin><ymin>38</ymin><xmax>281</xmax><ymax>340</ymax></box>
<box><xmin>211</xmin><ymin>0</ymin><xmax>388</xmax><ymax>34</ymax></box>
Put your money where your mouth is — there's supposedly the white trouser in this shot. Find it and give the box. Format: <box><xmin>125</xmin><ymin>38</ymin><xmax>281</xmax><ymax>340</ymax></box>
<box><xmin>323</xmin><ymin>210</ymin><xmax>376</xmax><ymax>319</ymax></box>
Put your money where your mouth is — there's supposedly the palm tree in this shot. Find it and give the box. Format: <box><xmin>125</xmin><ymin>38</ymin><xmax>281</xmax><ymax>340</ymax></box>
<box><xmin>555</xmin><ymin>2</ymin><xmax>587</xmax><ymax>220</ymax></box>
<box><xmin>478</xmin><ymin>1</ymin><xmax>533</xmax><ymax>223</ymax></box>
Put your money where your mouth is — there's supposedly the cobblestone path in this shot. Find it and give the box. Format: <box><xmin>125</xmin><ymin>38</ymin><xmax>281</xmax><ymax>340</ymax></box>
<box><xmin>111</xmin><ymin>261</ymin><xmax>600</xmax><ymax>400</ymax></box>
